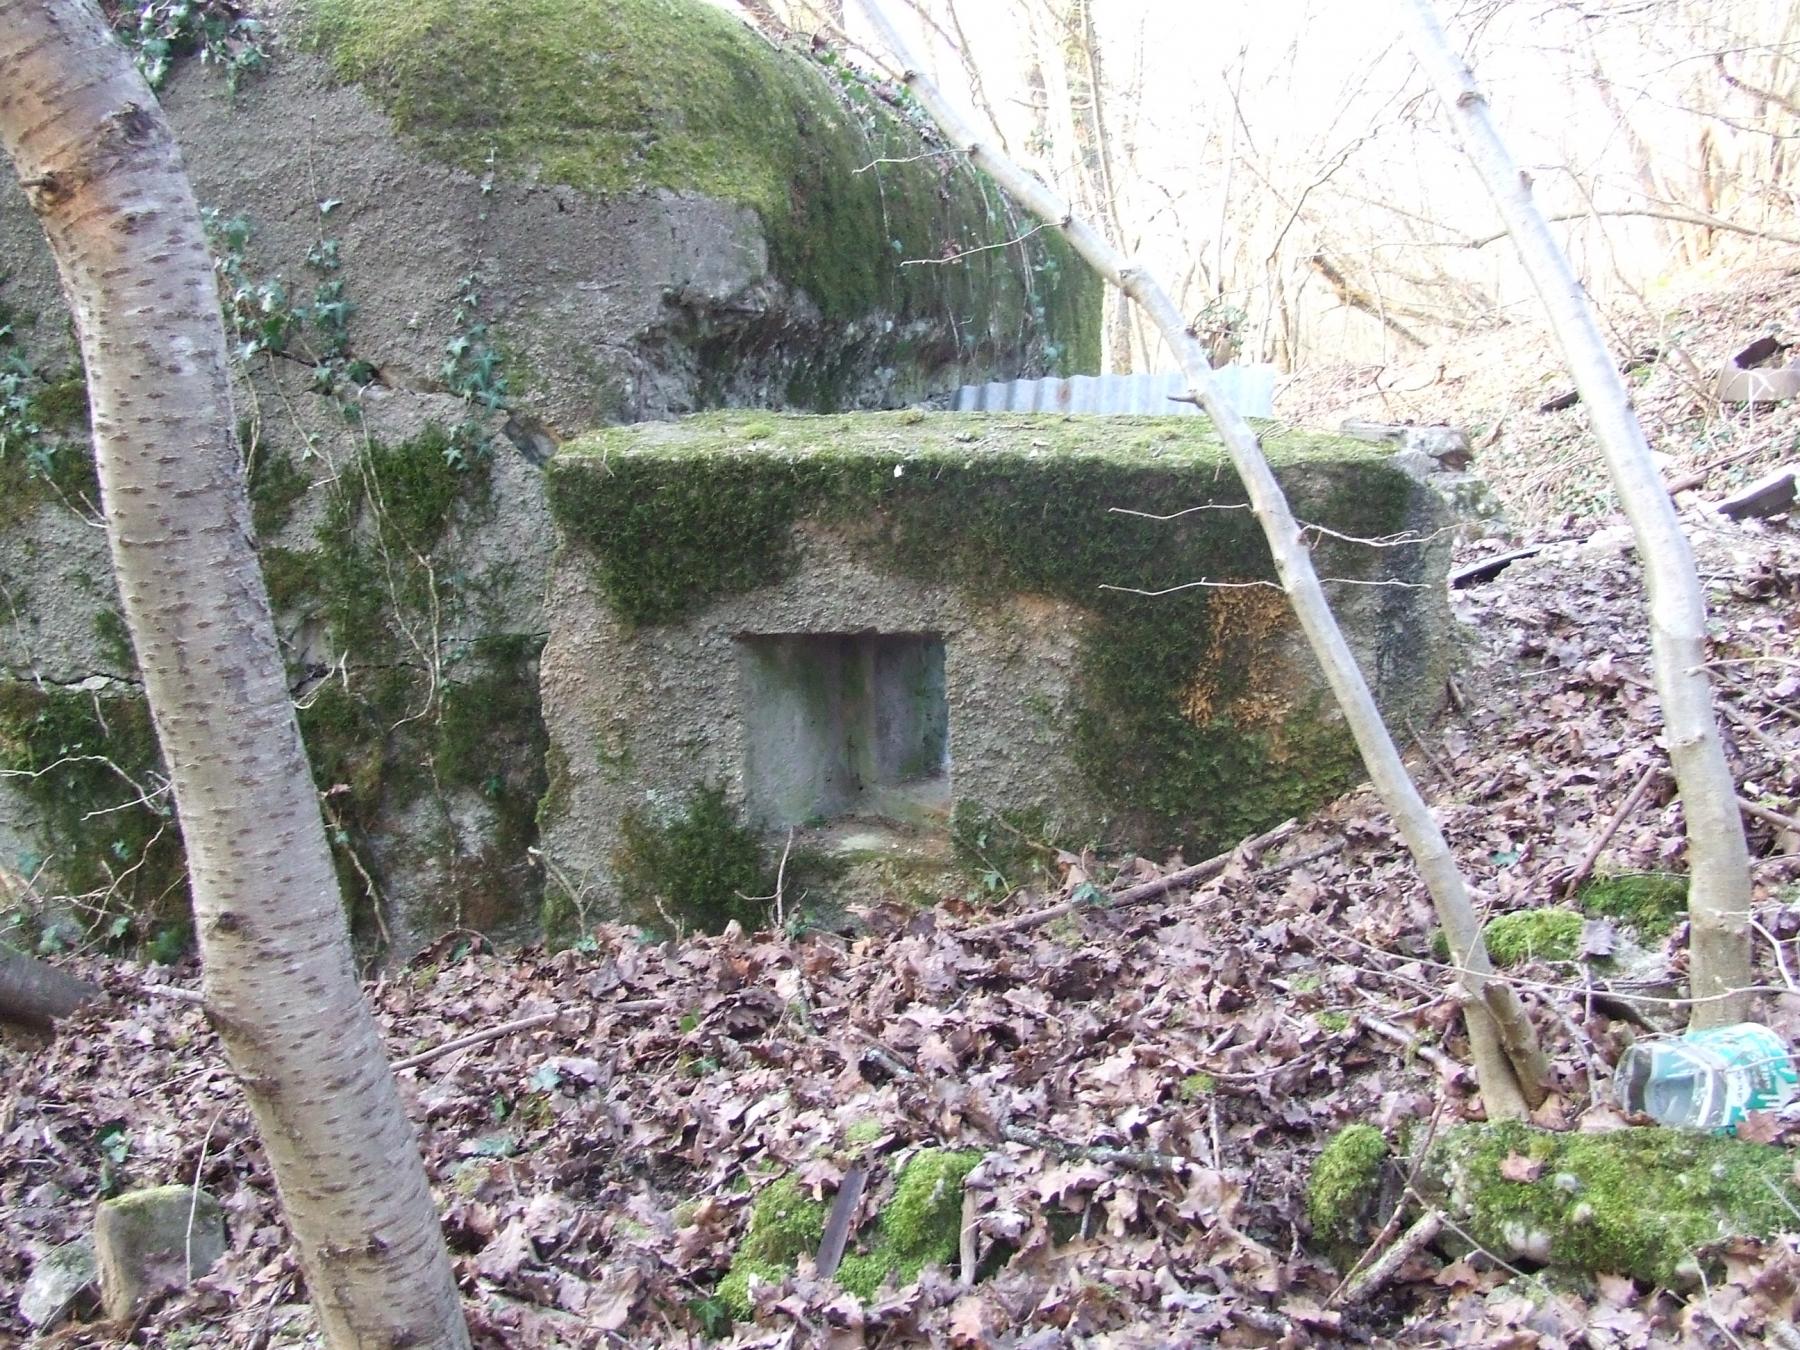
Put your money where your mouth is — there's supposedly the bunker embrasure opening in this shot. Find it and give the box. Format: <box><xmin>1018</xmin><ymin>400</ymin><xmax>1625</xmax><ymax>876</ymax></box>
<box><xmin>737</xmin><ymin>631</ymin><xmax>950</xmax><ymax>835</ymax></box>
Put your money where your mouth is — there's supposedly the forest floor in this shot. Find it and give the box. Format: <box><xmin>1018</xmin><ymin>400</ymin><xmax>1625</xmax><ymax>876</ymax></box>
<box><xmin>3</xmin><ymin>255</ymin><xmax>1800</xmax><ymax>1347</ymax></box>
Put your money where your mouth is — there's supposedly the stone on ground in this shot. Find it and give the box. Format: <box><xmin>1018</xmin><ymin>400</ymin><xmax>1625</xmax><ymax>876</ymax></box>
<box><xmin>94</xmin><ymin>1185</ymin><xmax>226</xmax><ymax>1320</ymax></box>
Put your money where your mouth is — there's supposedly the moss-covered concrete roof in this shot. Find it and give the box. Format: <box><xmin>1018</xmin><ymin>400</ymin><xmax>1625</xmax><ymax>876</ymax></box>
<box><xmin>299</xmin><ymin>0</ymin><xmax>1098</xmax><ymax>358</ymax></box>
<box><xmin>556</xmin><ymin>410</ymin><xmax>1394</xmax><ymax>469</ymax></box>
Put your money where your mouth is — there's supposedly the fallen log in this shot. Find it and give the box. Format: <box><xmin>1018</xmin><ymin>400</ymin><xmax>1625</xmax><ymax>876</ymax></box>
<box><xmin>1449</xmin><ymin>546</ymin><xmax>1543</xmax><ymax>589</ymax></box>
<box><xmin>0</xmin><ymin>948</ymin><xmax>100</xmax><ymax>1032</ymax></box>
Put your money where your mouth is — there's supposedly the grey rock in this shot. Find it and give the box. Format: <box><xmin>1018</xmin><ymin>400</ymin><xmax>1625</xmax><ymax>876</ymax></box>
<box><xmin>94</xmin><ymin>1185</ymin><xmax>227</xmax><ymax>1321</ymax></box>
<box><xmin>20</xmin><ymin>1238</ymin><xmax>96</xmax><ymax>1329</ymax></box>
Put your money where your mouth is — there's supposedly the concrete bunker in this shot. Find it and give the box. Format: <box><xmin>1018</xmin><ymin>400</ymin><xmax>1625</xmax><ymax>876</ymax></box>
<box><xmin>738</xmin><ymin>631</ymin><xmax>950</xmax><ymax>834</ymax></box>
<box><xmin>536</xmin><ymin>410</ymin><xmax>1460</xmax><ymax>935</ymax></box>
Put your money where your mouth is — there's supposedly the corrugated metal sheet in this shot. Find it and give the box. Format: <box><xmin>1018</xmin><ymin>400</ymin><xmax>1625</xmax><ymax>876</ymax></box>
<box><xmin>950</xmin><ymin>367</ymin><xmax>1276</xmax><ymax>418</ymax></box>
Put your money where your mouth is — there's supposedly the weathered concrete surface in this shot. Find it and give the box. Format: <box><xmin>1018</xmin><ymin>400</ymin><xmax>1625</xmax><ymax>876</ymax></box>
<box><xmin>0</xmin><ymin>0</ymin><xmax>1094</xmax><ymax>960</ymax></box>
<box><xmin>539</xmin><ymin>412</ymin><xmax>1455</xmax><ymax>931</ymax></box>
<box><xmin>94</xmin><ymin>1185</ymin><xmax>226</xmax><ymax>1320</ymax></box>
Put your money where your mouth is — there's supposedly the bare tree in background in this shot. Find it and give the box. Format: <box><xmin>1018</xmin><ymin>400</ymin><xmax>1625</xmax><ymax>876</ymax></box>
<box><xmin>0</xmin><ymin>2</ymin><xmax>469</xmax><ymax>1342</ymax></box>
<box><xmin>789</xmin><ymin>0</ymin><xmax>1800</xmax><ymax>372</ymax></box>
<box><xmin>1394</xmin><ymin>0</ymin><xmax>1755</xmax><ymax>1027</ymax></box>
<box><xmin>853</xmin><ymin>0</ymin><xmax>1552</xmax><ymax>1121</ymax></box>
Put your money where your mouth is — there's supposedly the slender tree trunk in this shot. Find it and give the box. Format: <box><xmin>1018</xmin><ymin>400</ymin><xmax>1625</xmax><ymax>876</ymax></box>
<box><xmin>0</xmin><ymin>4</ymin><xmax>469</xmax><ymax>1344</ymax></box>
<box><xmin>1392</xmin><ymin>0</ymin><xmax>1754</xmax><ymax>1029</ymax></box>
<box><xmin>854</xmin><ymin>0</ymin><xmax>1548</xmax><ymax>1120</ymax></box>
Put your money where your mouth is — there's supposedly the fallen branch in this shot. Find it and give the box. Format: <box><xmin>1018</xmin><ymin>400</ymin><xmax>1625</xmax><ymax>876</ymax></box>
<box><xmin>1341</xmin><ymin>1209</ymin><xmax>1444</xmax><ymax>1304</ymax></box>
<box><xmin>391</xmin><ymin>1011</ymin><xmax>558</xmax><ymax>1071</ymax></box>
<box><xmin>963</xmin><ymin>820</ymin><xmax>1298</xmax><ymax>940</ymax></box>
<box><xmin>1002</xmin><ymin>1123</ymin><xmax>1188</xmax><ymax>1176</ymax></box>
<box><xmin>1740</xmin><ymin>797</ymin><xmax>1800</xmax><ymax>836</ymax></box>
<box><xmin>1449</xmin><ymin>546</ymin><xmax>1543</xmax><ymax>589</ymax></box>
<box><xmin>142</xmin><ymin>982</ymin><xmax>206</xmax><ymax>1004</ymax></box>
<box><xmin>1357</xmin><ymin>1014</ymin><xmax>1463</xmax><ymax>1081</ymax></box>
<box><xmin>852</xmin><ymin>1030</ymin><xmax>917</xmax><ymax>1081</ymax></box>
<box><xmin>1561</xmin><ymin>763</ymin><xmax>1661</xmax><ymax>900</ymax></box>
<box><xmin>1714</xmin><ymin>468</ymin><xmax>1796</xmax><ymax>521</ymax></box>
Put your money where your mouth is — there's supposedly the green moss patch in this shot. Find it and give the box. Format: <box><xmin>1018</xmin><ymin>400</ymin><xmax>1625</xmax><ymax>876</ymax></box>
<box><xmin>266</xmin><ymin>426</ymin><xmax>543</xmax><ymax>948</ymax></box>
<box><xmin>836</xmin><ymin>1148</ymin><xmax>981</xmax><ymax>1301</ymax></box>
<box><xmin>301</xmin><ymin>0</ymin><xmax>1096</xmax><ymax>381</ymax></box>
<box><xmin>717</xmin><ymin>1150</ymin><xmax>981</xmax><ymax>1318</ymax></box>
<box><xmin>1422</xmin><ymin>1122</ymin><xmax>1800</xmax><ymax>1286</ymax></box>
<box><xmin>615</xmin><ymin>784</ymin><xmax>772</xmax><ymax>935</ymax></box>
<box><xmin>0</xmin><ymin>684</ymin><xmax>188</xmax><ymax>951</ymax></box>
<box><xmin>1484</xmin><ymin>908</ymin><xmax>1585</xmax><ymax>967</ymax></box>
<box><xmin>718</xmin><ymin>1173</ymin><xmax>827</xmax><ymax>1318</ymax></box>
<box><xmin>1579</xmin><ymin>872</ymin><xmax>1687</xmax><ymax>938</ymax></box>
<box><xmin>1307</xmin><ymin>1124</ymin><xmax>1388</xmax><ymax>1247</ymax></box>
<box><xmin>0</xmin><ymin>307</ymin><xmax>97</xmax><ymax>526</ymax></box>
<box><xmin>550</xmin><ymin>412</ymin><xmax>1430</xmax><ymax>854</ymax></box>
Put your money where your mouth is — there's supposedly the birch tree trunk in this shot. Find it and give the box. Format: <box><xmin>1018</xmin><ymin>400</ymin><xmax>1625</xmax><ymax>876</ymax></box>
<box><xmin>0</xmin><ymin>3</ymin><xmax>470</xmax><ymax>1343</ymax></box>
<box><xmin>852</xmin><ymin>0</ymin><xmax>1548</xmax><ymax>1120</ymax></box>
<box><xmin>1392</xmin><ymin>0</ymin><xmax>1754</xmax><ymax>1029</ymax></box>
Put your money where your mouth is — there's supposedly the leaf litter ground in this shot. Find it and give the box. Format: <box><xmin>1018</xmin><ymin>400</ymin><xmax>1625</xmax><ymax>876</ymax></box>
<box><xmin>5</xmin><ymin>265</ymin><xmax>1800</xmax><ymax>1348</ymax></box>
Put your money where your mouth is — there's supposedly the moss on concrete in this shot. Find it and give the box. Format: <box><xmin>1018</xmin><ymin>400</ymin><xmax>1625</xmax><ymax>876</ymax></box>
<box><xmin>263</xmin><ymin>426</ymin><xmax>543</xmax><ymax>949</ymax></box>
<box><xmin>549</xmin><ymin>412</ymin><xmax>1427</xmax><ymax>854</ymax></box>
<box><xmin>1422</xmin><ymin>1122</ymin><xmax>1800</xmax><ymax>1286</ymax></box>
<box><xmin>1306</xmin><ymin>1124</ymin><xmax>1388</xmax><ymax>1246</ymax></box>
<box><xmin>244</xmin><ymin>440</ymin><xmax>310</xmax><ymax>538</ymax></box>
<box><xmin>614</xmin><ymin>784</ymin><xmax>771</xmax><ymax>935</ymax></box>
<box><xmin>0</xmin><ymin>684</ymin><xmax>188</xmax><ymax>949</ymax></box>
<box><xmin>300</xmin><ymin>0</ymin><xmax>1097</xmax><ymax>378</ymax></box>
<box><xmin>834</xmin><ymin>1148</ymin><xmax>981</xmax><ymax>1302</ymax></box>
<box><xmin>718</xmin><ymin>1173</ymin><xmax>827</xmax><ymax>1318</ymax></box>
<box><xmin>0</xmin><ymin>307</ymin><xmax>97</xmax><ymax>525</ymax></box>
<box><xmin>1579</xmin><ymin>872</ymin><xmax>1687</xmax><ymax>938</ymax></box>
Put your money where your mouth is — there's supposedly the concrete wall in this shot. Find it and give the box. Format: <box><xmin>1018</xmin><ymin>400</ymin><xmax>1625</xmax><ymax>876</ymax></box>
<box><xmin>537</xmin><ymin>411</ymin><xmax>1457</xmax><ymax>932</ymax></box>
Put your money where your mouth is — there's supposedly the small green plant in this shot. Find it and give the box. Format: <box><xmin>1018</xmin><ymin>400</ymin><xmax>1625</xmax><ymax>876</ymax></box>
<box><xmin>442</xmin><ymin>275</ymin><xmax>509</xmax><ymax>411</ymax></box>
<box><xmin>845</xmin><ymin>1117</ymin><xmax>886</xmax><ymax>1147</ymax></box>
<box><xmin>109</xmin><ymin>0</ymin><xmax>269</xmax><ymax>93</ymax></box>
<box><xmin>615</xmin><ymin>785</ymin><xmax>772</xmax><ymax>935</ymax></box>
<box><xmin>1179</xmin><ymin>1072</ymin><xmax>1215</xmax><ymax>1101</ymax></box>
<box><xmin>203</xmin><ymin>210</ymin><xmax>366</xmax><ymax>392</ymax></box>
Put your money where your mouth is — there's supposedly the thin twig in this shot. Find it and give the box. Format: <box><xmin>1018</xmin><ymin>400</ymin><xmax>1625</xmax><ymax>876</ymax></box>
<box><xmin>1740</xmin><ymin>797</ymin><xmax>1800</xmax><ymax>835</ymax></box>
<box><xmin>1561</xmin><ymin>763</ymin><xmax>1661</xmax><ymax>900</ymax></box>
<box><xmin>391</xmin><ymin>1011</ymin><xmax>558</xmax><ymax>1071</ymax></box>
<box><xmin>1341</xmin><ymin>1210</ymin><xmax>1443</xmax><ymax>1304</ymax></box>
<box><xmin>962</xmin><ymin>819</ymin><xmax>1300</xmax><ymax>939</ymax></box>
<box><xmin>1357</xmin><ymin>1014</ymin><xmax>1462</xmax><ymax>1080</ymax></box>
<box><xmin>1002</xmin><ymin>1123</ymin><xmax>1189</xmax><ymax>1175</ymax></box>
<box><xmin>898</xmin><ymin>220</ymin><xmax>1048</xmax><ymax>265</ymax></box>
